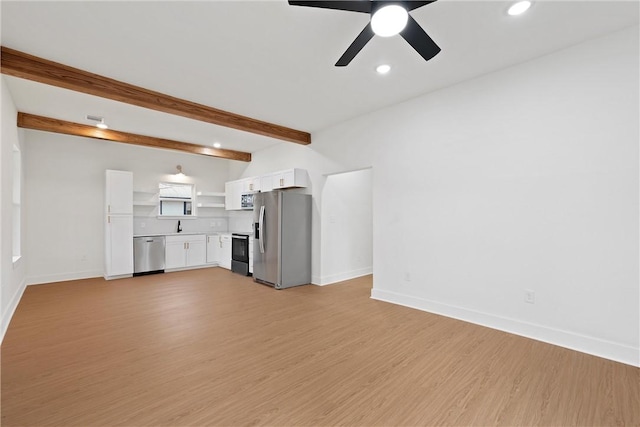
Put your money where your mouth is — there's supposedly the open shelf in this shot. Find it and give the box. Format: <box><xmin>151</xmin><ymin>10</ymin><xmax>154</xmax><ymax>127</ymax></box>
<box><xmin>196</xmin><ymin>191</ymin><xmax>225</xmax><ymax>197</ymax></box>
<box><xmin>197</xmin><ymin>203</ymin><xmax>225</xmax><ymax>208</ymax></box>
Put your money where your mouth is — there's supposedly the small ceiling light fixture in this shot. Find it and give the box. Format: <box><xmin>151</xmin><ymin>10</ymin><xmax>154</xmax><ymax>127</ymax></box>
<box><xmin>213</xmin><ymin>142</ymin><xmax>222</xmax><ymax>148</ymax></box>
<box><xmin>86</xmin><ymin>114</ymin><xmax>108</xmax><ymax>129</ymax></box>
<box><xmin>508</xmin><ymin>0</ymin><xmax>532</xmax><ymax>16</ymax></box>
<box><xmin>376</xmin><ymin>64</ymin><xmax>391</xmax><ymax>74</ymax></box>
<box><xmin>175</xmin><ymin>165</ymin><xmax>185</xmax><ymax>176</ymax></box>
<box><xmin>371</xmin><ymin>5</ymin><xmax>408</xmax><ymax>37</ymax></box>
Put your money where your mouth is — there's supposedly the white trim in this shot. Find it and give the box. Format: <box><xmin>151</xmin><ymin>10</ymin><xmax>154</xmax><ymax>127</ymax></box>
<box><xmin>1</xmin><ymin>277</ymin><xmax>27</xmax><ymax>344</ymax></box>
<box><xmin>315</xmin><ymin>266</ymin><xmax>373</xmax><ymax>286</ymax></box>
<box><xmin>27</xmin><ymin>270</ymin><xmax>103</xmax><ymax>286</ymax></box>
<box><xmin>370</xmin><ymin>288</ymin><xmax>640</xmax><ymax>368</ymax></box>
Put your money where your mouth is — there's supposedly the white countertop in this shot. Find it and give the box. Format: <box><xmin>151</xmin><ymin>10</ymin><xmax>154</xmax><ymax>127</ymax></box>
<box><xmin>134</xmin><ymin>231</ymin><xmax>253</xmax><ymax>238</ymax></box>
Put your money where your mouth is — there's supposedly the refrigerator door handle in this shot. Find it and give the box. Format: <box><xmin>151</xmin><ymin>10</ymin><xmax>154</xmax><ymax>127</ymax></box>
<box><xmin>259</xmin><ymin>205</ymin><xmax>265</xmax><ymax>254</ymax></box>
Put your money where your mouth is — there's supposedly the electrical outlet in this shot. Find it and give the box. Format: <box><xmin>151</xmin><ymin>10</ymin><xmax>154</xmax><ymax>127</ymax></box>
<box><xmin>524</xmin><ymin>289</ymin><xmax>535</xmax><ymax>304</ymax></box>
<box><xmin>210</xmin><ymin>221</ymin><xmax>215</xmax><ymax>228</ymax></box>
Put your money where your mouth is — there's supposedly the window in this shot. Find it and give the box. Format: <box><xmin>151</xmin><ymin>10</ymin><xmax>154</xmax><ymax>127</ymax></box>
<box><xmin>158</xmin><ymin>182</ymin><xmax>194</xmax><ymax>217</ymax></box>
<box><xmin>12</xmin><ymin>145</ymin><xmax>21</xmax><ymax>261</ymax></box>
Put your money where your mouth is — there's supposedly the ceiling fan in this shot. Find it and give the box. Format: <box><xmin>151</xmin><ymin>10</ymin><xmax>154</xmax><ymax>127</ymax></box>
<box><xmin>288</xmin><ymin>1</ymin><xmax>441</xmax><ymax>67</ymax></box>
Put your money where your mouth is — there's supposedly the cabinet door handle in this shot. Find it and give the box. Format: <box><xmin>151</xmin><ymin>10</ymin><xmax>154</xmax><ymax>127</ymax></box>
<box><xmin>107</xmin><ymin>215</ymin><xmax>110</xmax><ymax>224</ymax></box>
<box><xmin>280</xmin><ymin>178</ymin><xmax>284</xmax><ymax>186</ymax></box>
<box><xmin>108</xmin><ymin>205</ymin><xmax>111</xmax><ymax>213</ymax></box>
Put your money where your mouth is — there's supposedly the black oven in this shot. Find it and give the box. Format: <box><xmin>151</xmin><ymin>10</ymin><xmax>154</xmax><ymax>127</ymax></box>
<box><xmin>231</xmin><ymin>233</ymin><xmax>250</xmax><ymax>276</ymax></box>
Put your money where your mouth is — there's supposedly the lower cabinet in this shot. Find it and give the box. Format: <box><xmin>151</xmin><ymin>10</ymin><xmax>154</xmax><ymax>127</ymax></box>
<box><xmin>206</xmin><ymin>234</ymin><xmax>221</xmax><ymax>264</ymax></box>
<box><xmin>105</xmin><ymin>215</ymin><xmax>133</xmax><ymax>278</ymax></box>
<box><xmin>219</xmin><ymin>234</ymin><xmax>232</xmax><ymax>270</ymax></box>
<box><xmin>165</xmin><ymin>234</ymin><xmax>206</xmax><ymax>269</ymax></box>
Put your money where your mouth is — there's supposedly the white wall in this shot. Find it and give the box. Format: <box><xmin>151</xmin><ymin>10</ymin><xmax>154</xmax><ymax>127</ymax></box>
<box><xmin>1</xmin><ymin>76</ymin><xmax>27</xmax><ymax>341</ymax></box>
<box><xmin>245</xmin><ymin>26</ymin><xmax>640</xmax><ymax>366</ymax></box>
<box><xmin>24</xmin><ymin>131</ymin><xmax>230</xmax><ymax>285</ymax></box>
<box><xmin>320</xmin><ymin>169</ymin><xmax>373</xmax><ymax>285</ymax></box>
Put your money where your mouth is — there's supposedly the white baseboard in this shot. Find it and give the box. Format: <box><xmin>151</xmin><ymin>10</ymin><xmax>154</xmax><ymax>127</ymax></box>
<box><xmin>1</xmin><ymin>277</ymin><xmax>27</xmax><ymax>344</ymax></box>
<box><xmin>371</xmin><ymin>288</ymin><xmax>639</xmax><ymax>368</ymax></box>
<box><xmin>27</xmin><ymin>270</ymin><xmax>103</xmax><ymax>286</ymax></box>
<box><xmin>315</xmin><ymin>266</ymin><xmax>373</xmax><ymax>286</ymax></box>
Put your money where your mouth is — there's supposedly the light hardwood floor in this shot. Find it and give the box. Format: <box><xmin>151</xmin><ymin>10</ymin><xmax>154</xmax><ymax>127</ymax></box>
<box><xmin>2</xmin><ymin>269</ymin><xmax>638</xmax><ymax>426</ymax></box>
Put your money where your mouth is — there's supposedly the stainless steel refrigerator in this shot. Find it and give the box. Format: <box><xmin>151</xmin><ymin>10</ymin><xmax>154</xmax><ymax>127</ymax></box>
<box><xmin>253</xmin><ymin>191</ymin><xmax>311</xmax><ymax>289</ymax></box>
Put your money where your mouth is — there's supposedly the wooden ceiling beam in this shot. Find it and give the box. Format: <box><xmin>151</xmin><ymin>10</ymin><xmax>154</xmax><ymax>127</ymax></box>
<box><xmin>2</xmin><ymin>46</ymin><xmax>311</xmax><ymax>145</ymax></box>
<box><xmin>17</xmin><ymin>112</ymin><xmax>252</xmax><ymax>162</ymax></box>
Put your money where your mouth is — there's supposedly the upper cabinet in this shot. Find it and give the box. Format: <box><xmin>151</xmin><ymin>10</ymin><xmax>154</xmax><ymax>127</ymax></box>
<box><xmin>225</xmin><ymin>181</ymin><xmax>243</xmax><ymax>211</ymax></box>
<box><xmin>106</xmin><ymin>170</ymin><xmax>133</xmax><ymax>215</ymax></box>
<box><xmin>226</xmin><ymin>168</ymin><xmax>308</xmax><ymax>210</ymax></box>
<box><xmin>267</xmin><ymin>168</ymin><xmax>308</xmax><ymax>191</ymax></box>
<box><xmin>243</xmin><ymin>176</ymin><xmax>261</xmax><ymax>193</ymax></box>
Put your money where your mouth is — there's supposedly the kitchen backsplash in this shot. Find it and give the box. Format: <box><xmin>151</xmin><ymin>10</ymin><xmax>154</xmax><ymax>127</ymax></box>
<box><xmin>133</xmin><ymin>210</ymin><xmax>254</xmax><ymax>235</ymax></box>
<box><xmin>227</xmin><ymin>211</ymin><xmax>254</xmax><ymax>233</ymax></box>
<box><xmin>133</xmin><ymin>216</ymin><xmax>228</xmax><ymax>236</ymax></box>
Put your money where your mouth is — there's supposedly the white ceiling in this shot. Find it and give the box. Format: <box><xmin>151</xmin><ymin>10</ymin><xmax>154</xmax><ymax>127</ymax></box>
<box><xmin>2</xmin><ymin>0</ymin><xmax>638</xmax><ymax>154</ymax></box>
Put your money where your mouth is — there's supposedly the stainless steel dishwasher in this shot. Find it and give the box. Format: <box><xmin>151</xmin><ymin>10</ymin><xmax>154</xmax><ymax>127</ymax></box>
<box><xmin>133</xmin><ymin>236</ymin><xmax>165</xmax><ymax>276</ymax></box>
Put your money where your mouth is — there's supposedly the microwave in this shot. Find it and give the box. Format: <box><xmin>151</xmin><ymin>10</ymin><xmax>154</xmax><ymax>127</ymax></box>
<box><xmin>241</xmin><ymin>193</ymin><xmax>255</xmax><ymax>210</ymax></box>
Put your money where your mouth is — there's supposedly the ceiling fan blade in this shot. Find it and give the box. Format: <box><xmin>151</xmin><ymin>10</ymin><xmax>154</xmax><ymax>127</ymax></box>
<box><xmin>400</xmin><ymin>15</ymin><xmax>441</xmax><ymax>62</ymax></box>
<box><xmin>335</xmin><ymin>24</ymin><xmax>375</xmax><ymax>67</ymax></box>
<box><xmin>288</xmin><ymin>1</ymin><xmax>371</xmax><ymax>13</ymax></box>
<box><xmin>401</xmin><ymin>1</ymin><xmax>438</xmax><ymax>12</ymax></box>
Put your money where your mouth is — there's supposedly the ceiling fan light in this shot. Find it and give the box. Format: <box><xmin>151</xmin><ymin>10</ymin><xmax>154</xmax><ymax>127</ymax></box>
<box><xmin>371</xmin><ymin>5</ymin><xmax>408</xmax><ymax>37</ymax></box>
<box><xmin>508</xmin><ymin>1</ymin><xmax>531</xmax><ymax>16</ymax></box>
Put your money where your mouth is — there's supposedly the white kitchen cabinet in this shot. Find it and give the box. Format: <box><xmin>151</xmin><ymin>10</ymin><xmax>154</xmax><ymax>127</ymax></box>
<box><xmin>105</xmin><ymin>170</ymin><xmax>133</xmax><ymax>279</ymax></box>
<box><xmin>225</xmin><ymin>181</ymin><xmax>242</xmax><ymax>211</ymax></box>
<box><xmin>219</xmin><ymin>233</ymin><xmax>232</xmax><ymax>270</ymax></box>
<box><xmin>165</xmin><ymin>238</ymin><xmax>186</xmax><ymax>270</ymax></box>
<box><xmin>271</xmin><ymin>168</ymin><xmax>308</xmax><ymax>190</ymax></box>
<box><xmin>226</xmin><ymin>169</ymin><xmax>308</xmax><ymax>210</ymax></box>
<box><xmin>260</xmin><ymin>174</ymin><xmax>274</xmax><ymax>193</ymax></box>
<box><xmin>206</xmin><ymin>234</ymin><xmax>221</xmax><ymax>264</ymax></box>
<box><xmin>105</xmin><ymin>215</ymin><xmax>133</xmax><ymax>277</ymax></box>
<box><xmin>243</xmin><ymin>176</ymin><xmax>260</xmax><ymax>193</ymax></box>
<box><xmin>165</xmin><ymin>234</ymin><xmax>206</xmax><ymax>269</ymax></box>
<box><xmin>106</xmin><ymin>170</ymin><xmax>133</xmax><ymax>215</ymax></box>
<box><xmin>187</xmin><ymin>239</ymin><xmax>206</xmax><ymax>266</ymax></box>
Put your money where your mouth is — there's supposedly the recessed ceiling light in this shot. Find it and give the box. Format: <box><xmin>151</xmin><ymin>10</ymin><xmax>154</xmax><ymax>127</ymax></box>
<box><xmin>213</xmin><ymin>142</ymin><xmax>221</xmax><ymax>148</ymax></box>
<box><xmin>371</xmin><ymin>5</ymin><xmax>408</xmax><ymax>37</ymax></box>
<box><xmin>376</xmin><ymin>64</ymin><xmax>391</xmax><ymax>74</ymax></box>
<box><xmin>508</xmin><ymin>1</ymin><xmax>531</xmax><ymax>16</ymax></box>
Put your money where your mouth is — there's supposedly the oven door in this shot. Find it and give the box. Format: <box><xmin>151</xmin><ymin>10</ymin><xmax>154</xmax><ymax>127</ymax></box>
<box><xmin>231</xmin><ymin>234</ymin><xmax>250</xmax><ymax>263</ymax></box>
